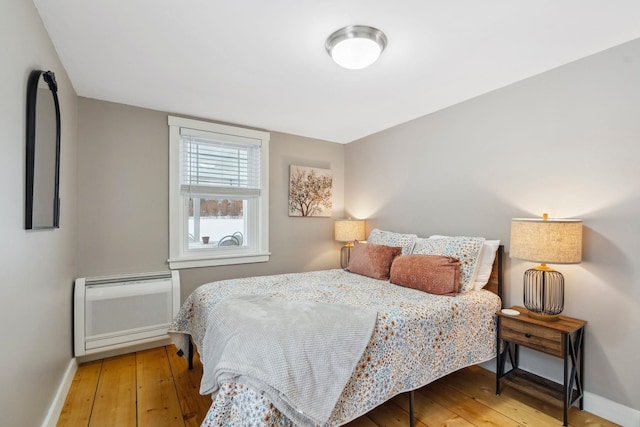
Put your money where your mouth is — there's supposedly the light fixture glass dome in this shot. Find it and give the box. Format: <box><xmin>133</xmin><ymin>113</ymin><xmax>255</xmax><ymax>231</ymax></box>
<box><xmin>325</xmin><ymin>25</ymin><xmax>387</xmax><ymax>70</ymax></box>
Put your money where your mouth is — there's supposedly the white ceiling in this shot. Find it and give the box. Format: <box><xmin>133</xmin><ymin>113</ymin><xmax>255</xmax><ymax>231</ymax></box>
<box><xmin>34</xmin><ymin>0</ymin><xmax>640</xmax><ymax>143</ymax></box>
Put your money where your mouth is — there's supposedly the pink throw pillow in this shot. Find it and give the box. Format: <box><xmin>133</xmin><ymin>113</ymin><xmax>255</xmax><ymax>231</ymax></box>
<box><xmin>348</xmin><ymin>241</ymin><xmax>402</xmax><ymax>280</ymax></box>
<box><xmin>390</xmin><ymin>254</ymin><xmax>461</xmax><ymax>296</ymax></box>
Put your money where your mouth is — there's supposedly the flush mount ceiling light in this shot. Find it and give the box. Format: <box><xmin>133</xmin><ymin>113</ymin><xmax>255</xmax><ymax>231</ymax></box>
<box><xmin>325</xmin><ymin>25</ymin><xmax>387</xmax><ymax>70</ymax></box>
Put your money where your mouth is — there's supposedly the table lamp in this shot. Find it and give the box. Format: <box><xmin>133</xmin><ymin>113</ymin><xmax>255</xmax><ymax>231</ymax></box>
<box><xmin>334</xmin><ymin>218</ymin><xmax>365</xmax><ymax>269</ymax></box>
<box><xmin>510</xmin><ymin>213</ymin><xmax>582</xmax><ymax>321</ymax></box>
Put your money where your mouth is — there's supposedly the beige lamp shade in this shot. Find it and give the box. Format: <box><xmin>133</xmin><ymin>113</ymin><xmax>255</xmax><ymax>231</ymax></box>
<box><xmin>510</xmin><ymin>216</ymin><xmax>582</xmax><ymax>264</ymax></box>
<box><xmin>334</xmin><ymin>219</ymin><xmax>365</xmax><ymax>242</ymax></box>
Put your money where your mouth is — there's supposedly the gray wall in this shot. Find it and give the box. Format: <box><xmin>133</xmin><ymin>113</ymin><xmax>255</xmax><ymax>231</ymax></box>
<box><xmin>0</xmin><ymin>0</ymin><xmax>79</xmax><ymax>426</ymax></box>
<box><xmin>345</xmin><ymin>38</ymin><xmax>640</xmax><ymax>410</ymax></box>
<box><xmin>76</xmin><ymin>98</ymin><xmax>345</xmax><ymax>299</ymax></box>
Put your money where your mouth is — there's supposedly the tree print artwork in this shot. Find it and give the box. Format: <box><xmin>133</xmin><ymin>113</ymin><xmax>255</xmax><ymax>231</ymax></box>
<box><xmin>288</xmin><ymin>165</ymin><xmax>333</xmax><ymax>217</ymax></box>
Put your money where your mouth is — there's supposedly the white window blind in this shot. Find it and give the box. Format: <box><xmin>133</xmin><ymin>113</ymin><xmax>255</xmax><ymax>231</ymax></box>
<box><xmin>180</xmin><ymin>129</ymin><xmax>261</xmax><ymax>198</ymax></box>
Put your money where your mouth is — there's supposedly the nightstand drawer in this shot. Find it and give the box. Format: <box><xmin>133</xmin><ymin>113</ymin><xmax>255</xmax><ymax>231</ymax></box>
<box><xmin>500</xmin><ymin>317</ymin><xmax>563</xmax><ymax>357</ymax></box>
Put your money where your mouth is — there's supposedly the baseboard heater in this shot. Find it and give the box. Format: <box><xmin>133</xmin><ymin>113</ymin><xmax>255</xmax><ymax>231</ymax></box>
<box><xmin>74</xmin><ymin>271</ymin><xmax>180</xmax><ymax>357</ymax></box>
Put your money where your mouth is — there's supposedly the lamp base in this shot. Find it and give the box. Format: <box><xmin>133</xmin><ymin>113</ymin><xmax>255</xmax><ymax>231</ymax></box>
<box><xmin>340</xmin><ymin>244</ymin><xmax>353</xmax><ymax>269</ymax></box>
<box><xmin>523</xmin><ymin>267</ymin><xmax>564</xmax><ymax>322</ymax></box>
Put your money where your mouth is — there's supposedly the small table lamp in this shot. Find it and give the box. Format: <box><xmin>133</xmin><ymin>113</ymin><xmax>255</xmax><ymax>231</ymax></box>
<box><xmin>334</xmin><ymin>218</ymin><xmax>365</xmax><ymax>269</ymax></box>
<box><xmin>510</xmin><ymin>213</ymin><xmax>582</xmax><ymax>321</ymax></box>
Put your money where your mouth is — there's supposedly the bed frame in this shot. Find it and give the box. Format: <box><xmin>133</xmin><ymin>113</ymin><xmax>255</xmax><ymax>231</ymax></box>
<box><xmin>485</xmin><ymin>244</ymin><xmax>505</xmax><ymax>301</ymax></box>
<box><xmin>178</xmin><ymin>245</ymin><xmax>505</xmax><ymax>427</ymax></box>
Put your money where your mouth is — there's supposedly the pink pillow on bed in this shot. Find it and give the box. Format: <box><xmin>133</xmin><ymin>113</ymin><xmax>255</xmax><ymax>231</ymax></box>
<box><xmin>389</xmin><ymin>255</ymin><xmax>461</xmax><ymax>296</ymax></box>
<box><xmin>348</xmin><ymin>241</ymin><xmax>402</xmax><ymax>280</ymax></box>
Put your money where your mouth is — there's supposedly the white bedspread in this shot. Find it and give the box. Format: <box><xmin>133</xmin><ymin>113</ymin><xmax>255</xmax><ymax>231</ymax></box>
<box><xmin>199</xmin><ymin>295</ymin><xmax>377</xmax><ymax>427</ymax></box>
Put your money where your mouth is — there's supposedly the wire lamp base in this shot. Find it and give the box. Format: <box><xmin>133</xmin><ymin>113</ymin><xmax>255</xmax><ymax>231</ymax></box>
<box><xmin>523</xmin><ymin>268</ymin><xmax>564</xmax><ymax>321</ymax></box>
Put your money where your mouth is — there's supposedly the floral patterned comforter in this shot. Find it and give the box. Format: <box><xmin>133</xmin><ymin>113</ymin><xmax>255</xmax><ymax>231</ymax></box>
<box><xmin>169</xmin><ymin>269</ymin><xmax>501</xmax><ymax>427</ymax></box>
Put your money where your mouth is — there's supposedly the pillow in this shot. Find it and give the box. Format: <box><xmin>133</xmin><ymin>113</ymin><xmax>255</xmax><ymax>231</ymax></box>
<box><xmin>367</xmin><ymin>228</ymin><xmax>417</xmax><ymax>255</ymax></box>
<box><xmin>390</xmin><ymin>255</ymin><xmax>461</xmax><ymax>296</ymax></box>
<box><xmin>472</xmin><ymin>240</ymin><xmax>500</xmax><ymax>290</ymax></box>
<box><xmin>412</xmin><ymin>236</ymin><xmax>485</xmax><ymax>293</ymax></box>
<box><xmin>429</xmin><ymin>235</ymin><xmax>500</xmax><ymax>290</ymax></box>
<box><xmin>347</xmin><ymin>241</ymin><xmax>401</xmax><ymax>280</ymax></box>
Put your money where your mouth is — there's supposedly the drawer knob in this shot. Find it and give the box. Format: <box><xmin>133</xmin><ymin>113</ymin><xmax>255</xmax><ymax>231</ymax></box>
<box><xmin>525</xmin><ymin>333</ymin><xmax>532</xmax><ymax>338</ymax></box>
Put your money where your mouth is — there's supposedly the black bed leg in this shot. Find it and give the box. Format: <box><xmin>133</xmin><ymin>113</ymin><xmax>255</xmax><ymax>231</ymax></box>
<box><xmin>188</xmin><ymin>338</ymin><xmax>194</xmax><ymax>370</ymax></box>
<box><xmin>409</xmin><ymin>390</ymin><xmax>415</xmax><ymax>427</ymax></box>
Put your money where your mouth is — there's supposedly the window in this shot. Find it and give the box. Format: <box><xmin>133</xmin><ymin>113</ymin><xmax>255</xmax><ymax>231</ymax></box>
<box><xmin>168</xmin><ymin>116</ymin><xmax>270</xmax><ymax>269</ymax></box>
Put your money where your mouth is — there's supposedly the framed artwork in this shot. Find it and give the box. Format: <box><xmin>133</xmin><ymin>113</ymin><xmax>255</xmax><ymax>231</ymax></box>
<box><xmin>288</xmin><ymin>165</ymin><xmax>333</xmax><ymax>217</ymax></box>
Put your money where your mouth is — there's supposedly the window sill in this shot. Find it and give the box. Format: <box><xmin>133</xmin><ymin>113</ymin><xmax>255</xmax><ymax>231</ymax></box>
<box><xmin>168</xmin><ymin>252</ymin><xmax>270</xmax><ymax>269</ymax></box>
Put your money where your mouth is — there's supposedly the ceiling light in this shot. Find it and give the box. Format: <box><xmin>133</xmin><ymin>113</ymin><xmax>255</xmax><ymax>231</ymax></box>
<box><xmin>325</xmin><ymin>25</ymin><xmax>387</xmax><ymax>70</ymax></box>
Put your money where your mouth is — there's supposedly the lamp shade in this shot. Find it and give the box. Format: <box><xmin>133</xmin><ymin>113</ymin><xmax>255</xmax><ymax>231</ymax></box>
<box><xmin>334</xmin><ymin>219</ymin><xmax>365</xmax><ymax>242</ymax></box>
<box><xmin>510</xmin><ymin>217</ymin><xmax>582</xmax><ymax>264</ymax></box>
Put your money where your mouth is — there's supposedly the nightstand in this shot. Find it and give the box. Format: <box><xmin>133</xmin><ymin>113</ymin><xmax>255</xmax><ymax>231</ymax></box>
<box><xmin>496</xmin><ymin>306</ymin><xmax>586</xmax><ymax>427</ymax></box>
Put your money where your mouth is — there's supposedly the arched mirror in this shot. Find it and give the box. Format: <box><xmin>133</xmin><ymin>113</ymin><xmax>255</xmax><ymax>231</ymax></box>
<box><xmin>26</xmin><ymin>70</ymin><xmax>61</xmax><ymax>229</ymax></box>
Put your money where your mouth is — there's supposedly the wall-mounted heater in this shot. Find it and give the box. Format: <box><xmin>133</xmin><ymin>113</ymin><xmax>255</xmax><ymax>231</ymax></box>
<box><xmin>74</xmin><ymin>271</ymin><xmax>180</xmax><ymax>357</ymax></box>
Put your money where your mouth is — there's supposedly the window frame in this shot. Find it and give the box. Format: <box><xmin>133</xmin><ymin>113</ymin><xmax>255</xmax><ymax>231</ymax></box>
<box><xmin>168</xmin><ymin>116</ymin><xmax>270</xmax><ymax>269</ymax></box>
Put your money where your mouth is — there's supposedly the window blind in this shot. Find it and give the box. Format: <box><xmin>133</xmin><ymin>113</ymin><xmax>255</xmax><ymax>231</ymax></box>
<box><xmin>180</xmin><ymin>131</ymin><xmax>261</xmax><ymax>198</ymax></box>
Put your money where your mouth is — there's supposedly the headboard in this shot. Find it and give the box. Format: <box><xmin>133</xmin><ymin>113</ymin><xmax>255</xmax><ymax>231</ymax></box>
<box><xmin>483</xmin><ymin>245</ymin><xmax>504</xmax><ymax>303</ymax></box>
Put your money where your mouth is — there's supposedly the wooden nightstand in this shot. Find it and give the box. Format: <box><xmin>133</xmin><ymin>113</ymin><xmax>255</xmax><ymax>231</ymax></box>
<box><xmin>495</xmin><ymin>306</ymin><xmax>586</xmax><ymax>427</ymax></box>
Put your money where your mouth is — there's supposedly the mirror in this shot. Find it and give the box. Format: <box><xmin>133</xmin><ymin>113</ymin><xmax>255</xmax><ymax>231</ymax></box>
<box><xmin>25</xmin><ymin>70</ymin><xmax>61</xmax><ymax>229</ymax></box>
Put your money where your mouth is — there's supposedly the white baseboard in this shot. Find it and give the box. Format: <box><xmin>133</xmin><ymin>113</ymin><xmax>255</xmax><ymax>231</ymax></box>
<box><xmin>42</xmin><ymin>358</ymin><xmax>78</xmax><ymax>427</ymax></box>
<box><xmin>585</xmin><ymin>391</ymin><xmax>640</xmax><ymax>427</ymax></box>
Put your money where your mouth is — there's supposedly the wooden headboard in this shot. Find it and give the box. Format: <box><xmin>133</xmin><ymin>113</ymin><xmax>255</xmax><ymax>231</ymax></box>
<box><xmin>483</xmin><ymin>245</ymin><xmax>504</xmax><ymax>303</ymax></box>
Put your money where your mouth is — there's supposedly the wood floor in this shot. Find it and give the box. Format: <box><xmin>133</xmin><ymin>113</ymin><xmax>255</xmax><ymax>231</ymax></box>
<box><xmin>57</xmin><ymin>345</ymin><xmax>618</xmax><ymax>427</ymax></box>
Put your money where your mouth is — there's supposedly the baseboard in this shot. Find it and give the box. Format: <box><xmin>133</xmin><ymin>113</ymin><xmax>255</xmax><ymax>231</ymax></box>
<box><xmin>41</xmin><ymin>358</ymin><xmax>78</xmax><ymax>427</ymax></box>
<box><xmin>479</xmin><ymin>360</ymin><xmax>639</xmax><ymax>426</ymax></box>
<box><xmin>584</xmin><ymin>391</ymin><xmax>640</xmax><ymax>427</ymax></box>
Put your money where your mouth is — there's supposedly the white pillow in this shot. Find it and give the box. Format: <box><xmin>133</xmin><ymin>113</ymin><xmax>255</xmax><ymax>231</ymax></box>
<box><xmin>429</xmin><ymin>235</ymin><xmax>500</xmax><ymax>290</ymax></box>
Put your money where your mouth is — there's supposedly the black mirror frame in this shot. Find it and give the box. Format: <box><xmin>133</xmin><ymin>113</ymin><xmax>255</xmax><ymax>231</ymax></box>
<box><xmin>25</xmin><ymin>69</ymin><xmax>61</xmax><ymax>229</ymax></box>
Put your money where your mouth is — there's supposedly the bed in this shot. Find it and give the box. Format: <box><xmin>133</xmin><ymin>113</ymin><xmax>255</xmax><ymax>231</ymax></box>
<box><xmin>169</xmin><ymin>230</ymin><xmax>504</xmax><ymax>427</ymax></box>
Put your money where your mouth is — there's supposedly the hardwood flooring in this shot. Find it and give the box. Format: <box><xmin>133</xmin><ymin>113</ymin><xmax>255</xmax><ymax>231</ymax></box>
<box><xmin>57</xmin><ymin>345</ymin><xmax>618</xmax><ymax>427</ymax></box>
